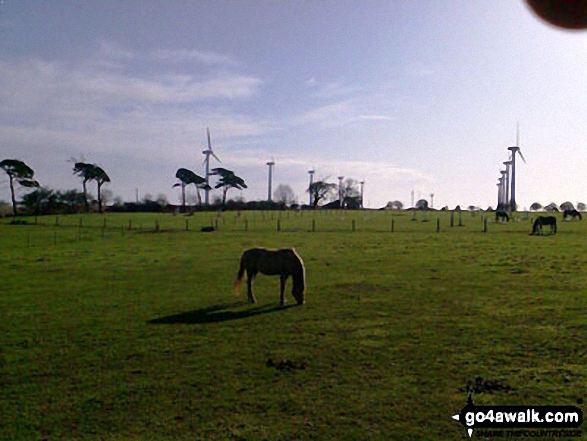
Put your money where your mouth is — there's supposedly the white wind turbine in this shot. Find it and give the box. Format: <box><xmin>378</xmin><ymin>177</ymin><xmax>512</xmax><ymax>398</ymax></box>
<box><xmin>202</xmin><ymin>127</ymin><xmax>221</xmax><ymax>206</ymax></box>
<box><xmin>266</xmin><ymin>158</ymin><xmax>275</xmax><ymax>202</ymax></box>
<box><xmin>507</xmin><ymin>126</ymin><xmax>526</xmax><ymax>212</ymax></box>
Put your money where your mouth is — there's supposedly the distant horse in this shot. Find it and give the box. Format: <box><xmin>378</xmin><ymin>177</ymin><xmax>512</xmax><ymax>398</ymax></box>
<box><xmin>563</xmin><ymin>209</ymin><xmax>582</xmax><ymax>221</ymax></box>
<box><xmin>531</xmin><ymin>216</ymin><xmax>557</xmax><ymax>235</ymax></box>
<box><xmin>495</xmin><ymin>210</ymin><xmax>510</xmax><ymax>222</ymax></box>
<box><xmin>234</xmin><ymin>248</ymin><xmax>306</xmax><ymax>305</ymax></box>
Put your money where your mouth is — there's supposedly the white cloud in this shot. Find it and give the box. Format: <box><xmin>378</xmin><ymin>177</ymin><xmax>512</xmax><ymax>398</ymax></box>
<box><xmin>290</xmin><ymin>101</ymin><xmax>354</xmax><ymax>127</ymax></box>
<box><xmin>357</xmin><ymin>115</ymin><xmax>396</xmax><ymax>122</ymax></box>
<box><xmin>150</xmin><ymin>48</ymin><xmax>239</xmax><ymax>66</ymax></box>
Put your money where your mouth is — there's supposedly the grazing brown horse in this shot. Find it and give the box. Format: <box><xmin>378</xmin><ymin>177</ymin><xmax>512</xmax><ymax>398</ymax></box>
<box><xmin>234</xmin><ymin>248</ymin><xmax>306</xmax><ymax>305</ymax></box>
<box><xmin>531</xmin><ymin>216</ymin><xmax>557</xmax><ymax>235</ymax></box>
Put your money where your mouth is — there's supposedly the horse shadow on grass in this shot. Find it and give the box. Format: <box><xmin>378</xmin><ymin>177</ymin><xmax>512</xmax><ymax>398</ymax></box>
<box><xmin>148</xmin><ymin>301</ymin><xmax>296</xmax><ymax>325</ymax></box>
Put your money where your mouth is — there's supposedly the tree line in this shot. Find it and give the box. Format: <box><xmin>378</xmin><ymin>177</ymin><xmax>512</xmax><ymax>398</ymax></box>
<box><xmin>0</xmin><ymin>158</ymin><xmax>251</xmax><ymax>217</ymax></box>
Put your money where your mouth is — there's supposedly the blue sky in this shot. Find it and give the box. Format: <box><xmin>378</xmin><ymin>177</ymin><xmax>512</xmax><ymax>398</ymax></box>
<box><xmin>1</xmin><ymin>0</ymin><xmax>587</xmax><ymax>209</ymax></box>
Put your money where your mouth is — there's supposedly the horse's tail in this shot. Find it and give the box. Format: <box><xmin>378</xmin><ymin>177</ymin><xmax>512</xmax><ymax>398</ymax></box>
<box><xmin>234</xmin><ymin>255</ymin><xmax>245</xmax><ymax>295</ymax></box>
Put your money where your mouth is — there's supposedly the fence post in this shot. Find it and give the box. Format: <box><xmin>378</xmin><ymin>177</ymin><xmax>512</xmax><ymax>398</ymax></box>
<box><xmin>186</xmin><ymin>219</ymin><xmax>189</xmax><ymax>231</ymax></box>
<box><xmin>312</xmin><ymin>219</ymin><xmax>316</xmax><ymax>232</ymax></box>
<box><xmin>458</xmin><ymin>211</ymin><xmax>463</xmax><ymax>227</ymax></box>
<box><xmin>352</xmin><ymin>219</ymin><xmax>355</xmax><ymax>232</ymax></box>
<box><xmin>450</xmin><ymin>212</ymin><xmax>454</xmax><ymax>227</ymax></box>
<box><xmin>483</xmin><ymin>217</ymin><xmax>488</xmax><ymax>233</ymax></box>
<box><xmin>277</xmin><ymin>219</ymin><xmax>281</xmax><ymax>232</ymax></box>
<box><xmin>391</xmin><ymin>219</ymin><xmax>395</xmax><ymax>232</ymax></box>
<box><xmin>436</xmin><ymin>218</ymin><xmax>440</xmax><ymax>233</ymax></box>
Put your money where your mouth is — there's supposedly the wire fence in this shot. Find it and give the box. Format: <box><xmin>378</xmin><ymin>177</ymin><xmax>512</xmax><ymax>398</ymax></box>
<box><xmin>0</xmin><ymin>210</ymin><xmax>545</xmax><ymax>250</ymax></box>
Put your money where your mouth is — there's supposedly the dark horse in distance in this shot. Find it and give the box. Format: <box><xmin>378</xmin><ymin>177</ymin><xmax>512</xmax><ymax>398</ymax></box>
<box><xmin>563</xmin><ymin>209</ymin><xmax>582</xmax><ymax>221</ymax></box>
<box><xmin>495</xmin><ymin>209</ymin><xmax>510</xmax><ymax>222</ymax></box>
<box><xmin>234</xmin><ymin>248</ymin><xmax>306</xmax><ymax>305</ymax></box>
<box><xmin>531</xmin><ymin>216</ymin><xmax>557</xmax><ymax>235</ymax></box>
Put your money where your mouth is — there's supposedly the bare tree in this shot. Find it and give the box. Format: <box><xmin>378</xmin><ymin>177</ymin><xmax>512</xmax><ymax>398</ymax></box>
<box><xmin>273</xmin><ymin>184</ymin><xmax>296</xmax><ymax>205</ymax></box>
<box><xmin>308</xmin><ymin>180</ymin><xmax>336</xmax><ymax>207</ymax></box>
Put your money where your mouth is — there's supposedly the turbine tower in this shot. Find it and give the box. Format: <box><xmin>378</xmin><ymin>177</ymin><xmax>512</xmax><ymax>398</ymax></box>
<box><xmin>497</xmin><ymin>177</ymin><xmax>504</xmax><ymax>208</ymax></box>
<box><xmin>430</xmin><ymin>193</ymin><xmax>434</xmax><ymax>209</ymax></box>
<box><xmin>507</xmin><ymin>128</ymin><xmax>526</xmax><ymax>212</ymax></box>
<box><xmin>500</xmin><ymin>170</ymin><xmax>508</xmax><ymax>210</ymax></box>
<box><xmin>338</xmin><ymin>176</ymin><xmax>344</xmax><ymax>208</ymax></box>
<box><xmin>308</xmin><ymin>168</ymin><xmax>315</xmax><ymax>206</ymax></box>
<box><xmin>266</xmin><ymin>159</ymin><xmax>275</xmax><ymax>202</ymax></box>
<box><xmin>503</xmin><ymin>160</ymin><xmax>512</xmax><ymax>211</ymax></box>
<box><xmin>360</xmin><ymin>180</ymin><xmax>365</xmax><ymax>209</ymax></box>
<box><xmin>202</xmin><ymin>127</ymin><xmax>221</xmax><ymax>206</ymax></box>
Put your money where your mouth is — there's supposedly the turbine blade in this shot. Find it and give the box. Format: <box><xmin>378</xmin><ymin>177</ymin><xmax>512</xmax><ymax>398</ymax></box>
<box><xmin>518</xmin><ymin>149</ymin><xmax>526</xmax><ymax>163</ymax></box>
<box><xmin>207</xmin><ymin>128</ymin><xmax>212</xmax><ymax>150</ymax></box>
<box><xmin>211</xmin><ymin>152</ymin><xmax>221</xmax><ymax>163</ymax></box>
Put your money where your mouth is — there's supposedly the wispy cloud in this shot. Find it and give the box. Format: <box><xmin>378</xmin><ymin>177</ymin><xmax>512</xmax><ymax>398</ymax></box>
<box><xmin>357</xmin><ymin>115</ymin><xmax>396</xmax><ymax>122</ymax></box>
<box><xmin>151</xmin><ymin>48</ymin><xmax>239</xmax><ymax>66</ymax></box>
<box><xmin>304</xmin><ymin>78</ymin><xmax>361</xmax><ymax>99</ymax></box>
<box><xmin>291</xmin><ymin>101</ymin><xmax>354</xmax><ymax>127</ymax></box>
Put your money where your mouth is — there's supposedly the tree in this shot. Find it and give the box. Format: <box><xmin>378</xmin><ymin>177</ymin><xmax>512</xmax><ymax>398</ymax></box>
<box><xmin>73</xmin><ymin>162</ymin><xmax>95</xmax><ymax>212</ymax></box>
<box><xmin>544</xmin><ymin>202</ymin><xmax>559</xmax><ymax>212</ymax></box>
<box><xmin>73</xmin><ymin>162</ymin><xmax>110</xmax><ymax>213</ymax></box>
<box><xmin>92</xmin><ymin>165</ymin><xmax>110</xmax><ymax>213</ymax></box>
<box><xmin>61</xmin><ymin>189</ymin><xmax>88</xmax><ymax>213</ymax></box>
<box><xmin>415</xmin><ymin>199</ymin><xmax>429</xmax><ymax>210</ymax></box>
<box><xmin>21</xmin><ymin>187</ymin><xmax>58</xmax><ymax>216</ymax></box>
<box><xmin>211</xmin><ymin>168</ymin><xmax>247</xmax><ymax>206</ymax></box>
<box><xmin>530</xmin><ymin>202</ymin><xmax>542</xmax><ymax>211</ymax></box>
<box><xmin>273</xmin><ymin>184</ymin><xmax>296</xmax><ymax>206</ymax></box>
<box><xmin>385</xmin><ymin>200</ymin><xmax>403</xmax><ymax>210</ymax></box>
<box><xmin>0</xmin><ymin>159</ymin><xmax>40</xmax><ymax>217</ymax></box>
<box><xmin>173</xmin><ymin>168</ymin><xmax>206</xmax><ymax>211</ymax></box>
<box><xmin>308</xmin><ymin>180</ymin><xmax>336</xmax><ymax>208</ymax></box>
<box><xmin>560</xmin><ymin>201</ymin><xmax>575</xmax><ymax>211</ymax></box>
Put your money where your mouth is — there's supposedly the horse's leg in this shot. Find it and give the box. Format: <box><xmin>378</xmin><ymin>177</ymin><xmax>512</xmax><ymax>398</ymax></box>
<box><xmin>280</xmin><ymin>275</ymin><xmax>287</xmax><ymax>305</ymax></box>
<box><xmin>246</xmin><ymin>270</ymin><xmax>257</xmax><ymax>304</ymax></box>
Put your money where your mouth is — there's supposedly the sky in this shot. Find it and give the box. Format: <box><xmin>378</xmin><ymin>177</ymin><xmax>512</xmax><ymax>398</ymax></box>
<box><xmin>1</xmin><ymin>0</ymin><xmax>587</xmax><ymax>210</ymax></box>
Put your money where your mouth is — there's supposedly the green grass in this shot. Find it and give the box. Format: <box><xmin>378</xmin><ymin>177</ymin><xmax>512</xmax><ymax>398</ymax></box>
<box><xmin>1</xmin><ymin>211</ymin><xmax>585</xmax><ymax>440</ymax></box>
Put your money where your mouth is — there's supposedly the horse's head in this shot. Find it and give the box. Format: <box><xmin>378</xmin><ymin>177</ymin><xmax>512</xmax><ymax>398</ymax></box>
<box><xmin>291</xmin><ymin>249</ymin><xmax>306</xmax><ymax>305</ymax></box>
<box><xmin>292</xmin><ymin>279</ymin><xmax>305</xmax><ymax>305</ymax></box>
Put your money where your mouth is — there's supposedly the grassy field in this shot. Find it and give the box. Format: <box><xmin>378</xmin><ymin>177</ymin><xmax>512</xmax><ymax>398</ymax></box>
<box><xmin>1</xmin><ymin>210</ymin><xmax>585</xmax><ymax>440</ymax></box>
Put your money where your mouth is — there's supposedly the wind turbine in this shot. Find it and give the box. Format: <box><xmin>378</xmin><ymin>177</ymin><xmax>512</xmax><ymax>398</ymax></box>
<box><xmin>507</xmin><ymin>127</ymin><xmax>526</xmax><ymax>212</ymax></box>
<box><xmin>266</xmin><ymin>159</ymin><xmax>275</xmax><ymax>202</ymax></box>
<box><xmin>308</xmin><ymin>168</ymin><xmax>315</xmax><ymax>206</ymax></box>
<box><xmin>360</xmin><ymin>180</ymin><xmax>365</xmax><ymax>209</ymax></box>
<box><xmin>503</xmin><ymin>159</ymin><xmax>512</xmax><ymax>211</ymax></box>
<box><xmin>338</xmin><ymin>176</ymin><xmax>344</xmax><ymax>208</ymax></box>
<box><xmin>202</xmin><ymin>127</ymin><xmax>221</xmax><ymax>206</ymax></box>
<box><xmin>497</xmin><ymin>176</ymin><xmax>504</xmax><ymax>208</ymax></box>
<box><xmin>500</xmin><ymin>170</ymin><xmax>508</xmax><ymax>210</ymax></box>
